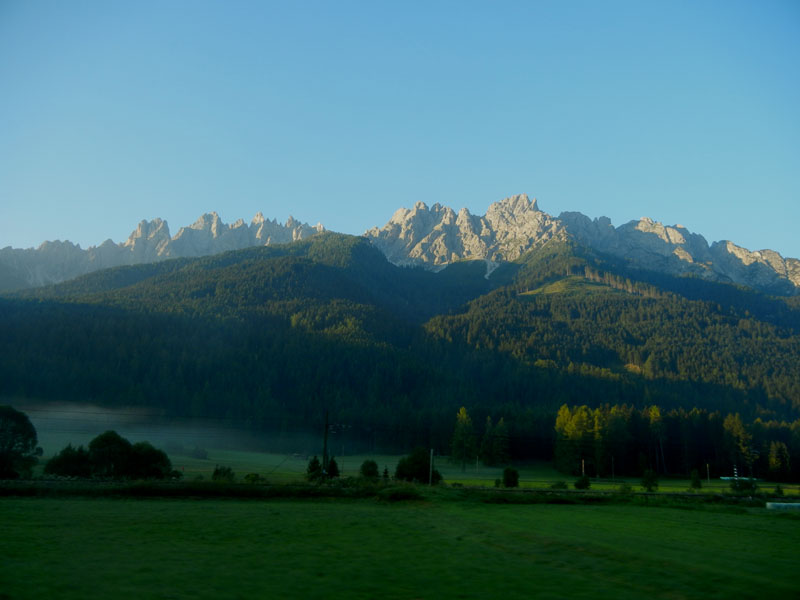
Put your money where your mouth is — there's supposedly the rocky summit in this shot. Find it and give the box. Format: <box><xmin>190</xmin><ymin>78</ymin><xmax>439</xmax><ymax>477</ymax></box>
<box><xmin>2</xmin><ymin>194</ymin><xmax>799</xmax><ymax>295</ymax></box>
<box><xmin>364</xmin><ymin>194</ymin><xmax>565</xmax><ymax>270</ymax></box>
<box><xmin>366</xmin><ymin>194</ymin><xmax>800</xmax><ymax>295</ymax></box>
<box><xmin>0</xmin><ymin>213</ymin><xmax>324</xmax><ymax>292</ymax></box>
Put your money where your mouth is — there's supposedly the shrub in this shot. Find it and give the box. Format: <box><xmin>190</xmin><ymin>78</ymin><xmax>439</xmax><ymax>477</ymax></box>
<box><xmin>395</xmin><ymin>447</ymin><xmax>442</xmax><ymax>484</ymax></box>
<box><xmin>44</xmin><ymin>444</ymin><xmax>92</xmax><ymax>478</ymax></box>
<box><xmin>502</xmin><ymin>467</ymin><xmax>519</xmax><ymax>488</ymax></box>
<box><xmin>378</xmin><ymin>485</ymin><xmax>423</xmax><ymax>502</ymax></box>
<box><xmin>128</xmin><ymin>442</ymin><xmax>172</xmax><ymax>480</ymax></box>
<box><xmin>690</xmin><ymin>469</ymin><xmax>702</xmax><ymax>489</ymax></box>
<box><xmin>773</xmin><ymin>485</ymin><xmax>784</xmax><ymax>497</ymax></box>
<box><xmin>306</xmin><ymin>456</ymin><xmax>322</xmax><ymax>481</ymax></box>
<box><xmin>212</xmin><ymin>465</ymin><xmax>235</xmax><ymax>483</ymax></box>
<box><xmin>359</xmin><ymin>459</ymin><xmax>379</xmax><ymax>480</ymax></box>
<box><xmin>48</xmin><ymin>431</ymin><xmax>172</xmax><ymax>480</ymax></box>
<box><xmin>244</xmin><ymin>473</ymin><xmax>267</xmax><ymax>484</ymax></box>
<box><xmin>550</xmin><ymin>480</ymin><xmax>568</xmax><ymax>490</ymax></box>
<box><xmin>574</xmin><ymin>475</ymin><xmax>591</xmax><ymax>490</ymax></box>
<box><xmin>0</xmin><ymin>406</ymin><xmax>40</xmax><ymax>479</ymax></box>
<box><xmin>327</xmin><ymin>457</ymin><xmax>340</xmax><ymax>478</ymax></box>
<box><xmin>89</xmin><ymin>431</ymin><xmax>132</xmax><ymax>478</ymax></box>
<box><xmin>494</xmin><ymin>479</ymin><xmax>502</xmax><ymax>488</ymax></box>
<box><xmin>729</xmin><ymin>478</ymin><xmax>758</xmax><ymax>494</ymax></box>
<box><xmin>641</xmin><ymin>469</ymin><xmax>658</xmax><ymax>492</ymax></box>
<box><xmin>617</xmin><ymin>482</ymin><xmax>633</xmax><ymax>494</ymax></box>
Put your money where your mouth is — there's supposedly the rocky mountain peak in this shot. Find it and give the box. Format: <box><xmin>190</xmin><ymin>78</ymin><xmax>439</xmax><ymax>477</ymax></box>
<box><xmin>0</xmin><ymin>211</ymin><xmax>324</xmax><ymax>292</ymax></box>
<box><xmin>493</xmin><ymin>193</ymin><xmax>538</xmax><ymax>215</ymax></box>
<box><xmin>366</xmin><ymin>194</ymin><xmax>800</xmax><ymax>294</ymax></box>
<box><xmin>366</xmin><ymin>194</ymin><xmax>565</xmax><ymax>268</ymax></box>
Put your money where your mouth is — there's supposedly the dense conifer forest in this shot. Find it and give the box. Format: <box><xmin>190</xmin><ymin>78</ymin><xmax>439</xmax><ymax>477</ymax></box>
<box><xmin>2</xmin><ymin>233</ymin><xmax>799</xmax><ymax>480</ymax></box>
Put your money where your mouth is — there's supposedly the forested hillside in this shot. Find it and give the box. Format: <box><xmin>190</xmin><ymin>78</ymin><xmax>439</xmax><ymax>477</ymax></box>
<box><xmin>3</xmin><ymin>233</ymin><xmax>800</xmax><ymax>479</ymax></box>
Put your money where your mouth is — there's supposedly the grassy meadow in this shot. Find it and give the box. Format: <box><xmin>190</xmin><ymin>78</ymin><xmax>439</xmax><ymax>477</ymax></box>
<box><xmin>2</xmin><ymin>495</ymin><xmax>799</xmax><ymax>599</ymax></box>
<box><xmin>157</xmin><ymin>448</ymin><xmax>800</xmax><ymax>496</ymax></box>
<box><xmin>7</xmin><ymin>440</ymin><xmax>800</xmax><ymax>598</ymax></box>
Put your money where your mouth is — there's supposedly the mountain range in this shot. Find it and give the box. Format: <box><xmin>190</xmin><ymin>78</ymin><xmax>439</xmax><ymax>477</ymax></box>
<box><xmin>0</xmin><ymin>212</ymin><xmax>323</xmax><ymax>292</ymax></box>
<box><xmin>3</xmin><ymin>216</ymin><xmax>800</xmax><ymax>475</ymax></box>
<box><xmin>366</xmin><ymin>194</ymin><xmax>800</xmax><ymax>295</ymax></box>
<box><xmin>2</xmin><ymin>194</ymin><xmax>799</xmax><ymax>296</ymax></box>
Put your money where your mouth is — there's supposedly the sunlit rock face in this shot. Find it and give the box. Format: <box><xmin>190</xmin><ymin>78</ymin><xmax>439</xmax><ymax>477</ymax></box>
<box><xmin>365</xmin><ymin>194</ymin><xmax>567</xmax><ymax>268</ymax></box>
<box><xmin>0</xmin><ymin>213</ymin><xmax>324</xmax><ymax>292</ymax></box>
<box><xmin>367</xmin><ymin>195</ymin><xmax>800</xmax><ymax>295</ymax></box>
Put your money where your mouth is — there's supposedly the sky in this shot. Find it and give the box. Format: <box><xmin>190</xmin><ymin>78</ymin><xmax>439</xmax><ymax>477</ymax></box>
<box><xmin>1</xmin><ymin>1</ymin><xmax>798</xmax><ymax>257</ymax></box>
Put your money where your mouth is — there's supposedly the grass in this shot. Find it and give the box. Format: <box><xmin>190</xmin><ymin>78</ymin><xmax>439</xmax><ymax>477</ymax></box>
<box><xmin>32</xmin><ymin>434</ymin><xmax>800</xmax><ymax>497</ymax></box>
<box><xmin>520</xmin><ymin>276</ymin><xmax>613</xmax><ymax>296</ymax></box>
<box><xmin>1</xmin><ymin>496</ymin><xmax>798</xmax><ymax>599</ymax></box>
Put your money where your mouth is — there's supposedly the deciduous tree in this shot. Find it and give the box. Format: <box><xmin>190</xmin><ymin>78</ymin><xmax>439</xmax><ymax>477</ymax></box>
<box><xmin>0</xmin><ymin>406</ymin><xmax>40</xmax><ymax>479</ymax></box>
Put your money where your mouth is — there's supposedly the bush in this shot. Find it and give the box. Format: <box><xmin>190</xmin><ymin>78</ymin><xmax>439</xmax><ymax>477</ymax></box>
<box><xmin>617</xmin><ymin>482</ymin><xmax>633</xmax><ymax>494</ymax></box>
<box><xmin>212</xmin><ymin>465</ymin><xmax>235</xmax><ymax>483</ymax></box>
<box><xmin>641</xmin><ymin>469</ymin><xmax>658</xmax><ymax>492</ymax></box>
<box><xmin>89</xmin><ymin>431</ymin><xmax>132</xmax><ymax>478</ymax></box>
<box><xmin>574</xmin><ymin>475</ymin><xmax>591</xmax><ymax>490</ymax></box>
<box><xmin>550</xmin><ymin>480</ymin><xmax>568</xmax><ymax>490</ymax></box>
<box><xmin>47</xmin><ymin>431</ymin><xmax>173</xmax><ymax>480</ymax></box>
<box><xmin>395</xmin><ymin>447</ymin><xmax>442</xmax><ymax>484</ymax></box>
<box><xmin>690</xmin><ymin>469</ymin><xmax>702</xmax><ymax>489</ymax></box>
<box><xmin>502</xmin><ymin>467</ymin><xmax>519</xmax><ymax>488</ymax></box>
<box><xmin>128</xmin><ymin>442</ymin><xmax>172</xmax><ymax>480</ymax></box>
<box><xmin>378</xmin><ymin>485</ymin><xmax>423</xmax><ymax>502</ymax></box>
<box><xmin>306</xmin><ymin>456</ymin><xmax>322</xmax><ymax>481</ymax></box>
<box><xmin>359</xmin><ymin>459</ymin><xmax>379</xmax><ymax>480</ymax></box>
<box><xmin>44</xmin><ymin>444</ymin><xmax>92</xmax><ymax>478</ymax></box>
<box><xmin>729</xmin><ymin>478</ymin><xmax>758</xmax><ymax>494</ymax></box>
<box><xmin>244</xmin><ymin>473</ymin><xmax>267</xmax><ymax>484</ymax></box>
<box><xmin>773</xmin><ymin>485</ymin><xmax>784</xmax><ymax>497</ymax></box>
<box><xmin>0</xmin><ymin>406</ymin><xmax>40</xmax><ymax>479</ymax></box>
<box><xmin>327</xmin><ymin>457</ymin><xmax>340</xmax><ymax>478</ymax></box>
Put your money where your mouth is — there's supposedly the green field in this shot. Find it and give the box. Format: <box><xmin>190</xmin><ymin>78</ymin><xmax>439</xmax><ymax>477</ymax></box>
<box><xmin>32</xmin><ymin>436</ymin><xmax>800</xmax><ymax>496</ymax></box>
<box><xmin>148</xmin><ymin>447</ymin><xmax>800</xmax><ymax>496</ymax></box>
<box><xmin>1</xmin><ymin>495</ymin><xmax>798</xmax><ymax>599</ymax></box>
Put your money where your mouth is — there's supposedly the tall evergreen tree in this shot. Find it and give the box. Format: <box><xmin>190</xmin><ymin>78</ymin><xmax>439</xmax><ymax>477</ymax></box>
<box><xmin>450</xmin><ymin>407</ymin><xmax>476</xmax><ymax>472</ymax></box>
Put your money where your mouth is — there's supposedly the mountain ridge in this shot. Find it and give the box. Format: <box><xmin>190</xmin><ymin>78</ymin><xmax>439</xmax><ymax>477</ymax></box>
<box><xmin>3</xmin><ymin>229</ymin><xmax>800</xmax><ymax>474</ymax></box>
<box><xmin>2</xmin><ymin>195</ymin><xmax>798</xmax><ymax>295</ymax></box>
<box><xmin>366</xmin><ymin>194</ymin><xmax>800</xmax><ymax>295</ymax></box>
<box><xmin>0</xmin><ymin>212</ymin><xmax>324</xmax><ymax>292</ymax></box>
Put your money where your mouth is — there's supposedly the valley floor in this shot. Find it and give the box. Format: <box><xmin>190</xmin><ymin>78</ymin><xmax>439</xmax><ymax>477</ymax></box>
<box><xmin>1</xmin><ymin>496</ymin><xmax>798</xmax><ymax>599</ymax></box>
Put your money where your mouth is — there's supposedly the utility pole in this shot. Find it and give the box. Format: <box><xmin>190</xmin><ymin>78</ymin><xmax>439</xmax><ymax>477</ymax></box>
<box><xmin>429</xmin><ymin>449</ymin><xmax>434</xmax><ymax>486</ymax></box>
<box><xmin>706</xmin><ymin>463</ymin><xmax>710</xmax><ymax>485</ymax></box>
<box><xmin>581</xmin><ymin>459</ymin><xmax>585</xmax><ymax>477</ymax></box>
<box><xmin>322</xmin><ymin>410</ymin><xmax>329</xmax><ymax>475</ymax></box>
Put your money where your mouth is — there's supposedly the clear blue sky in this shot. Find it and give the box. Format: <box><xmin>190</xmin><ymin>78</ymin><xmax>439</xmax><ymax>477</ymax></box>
<box><xmin>1</xmin><ymin>1</ymin><xmax>798</xmax><ymax>257</ymax></box>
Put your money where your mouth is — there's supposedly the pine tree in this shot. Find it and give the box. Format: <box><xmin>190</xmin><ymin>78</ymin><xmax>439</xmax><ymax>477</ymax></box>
<box><xmin>479</xmin><ymin>416</ymin><xmax>494</xmax><ymax>465</ymax></box>
<box><xmin>450</xmin><ymin>407</ymin><xmax>476</xmax><ymax>472</ymax></box>
<box><xmin>492</xmin><ymin>417</ymin><xmax>510</xmax><ymax>466</ymax></box>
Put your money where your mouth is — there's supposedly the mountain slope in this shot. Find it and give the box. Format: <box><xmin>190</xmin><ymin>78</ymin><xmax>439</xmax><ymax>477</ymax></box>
<box><xmin>4</xmin><ymin>234</ymin><xmax>800</xmax><ymax>426</ymax></box>
<box><xmin>3</xmin><ymin>223</ymin><xmax>800</xmax><ymax>483</ymax></box>
<box><xmin>17</xmin><ymin>233</ymin><xmax>494</xmax><ymax>326</ymax></box>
